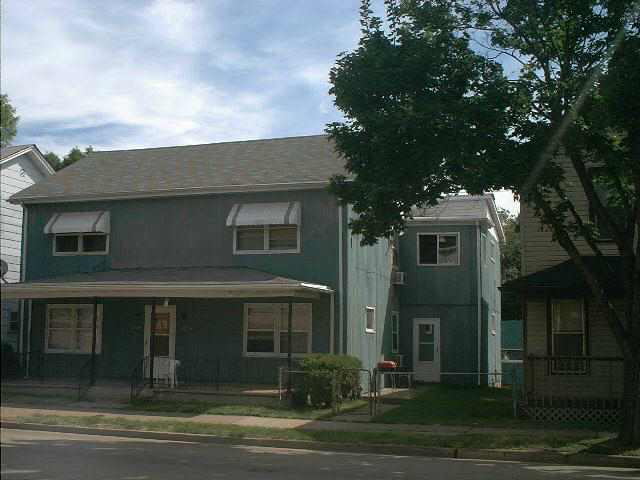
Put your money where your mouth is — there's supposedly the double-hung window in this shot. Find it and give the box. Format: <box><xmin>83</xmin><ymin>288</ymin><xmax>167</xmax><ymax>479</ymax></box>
<box><xmin>235</xmin><ymin>225</ymin><xmax>299</xmax><ymax>253</ymax></box>
<box><xmin>244</xmin><ymin>303</ymin><xmax>312</xmax><ymax>356</ymax></box>
<box><xmin>391</xmin><ymin>311</ymin><xmax>400</xmax><ymax>353</ymax></box>
<box><xmin>54</xmin><ymin>233</ymin><xmax>109</xmax><ymax>255</ymax></box>
<box><xmin>417</xmin><ymin>233</ymin><xmax>460</xmax><ymax>266</ymax></box>
<box><xmin>46</xmin><ymin>211</ymin><xmax>110</xmax><ymax>256</ymax></box>
<box><xmin>228</xmin><ymin>202</ymin><xmax>301</xmax><ymax>254</ymax></box>
<box><xmin>45</xmin><ymin>304</ymin><xmax>102</xmax><ymax>354</ymax></box>
<box><xmin>551</xmin><ymin>299</ymin><xmax>587</xmax><ymax>373</ymax></box>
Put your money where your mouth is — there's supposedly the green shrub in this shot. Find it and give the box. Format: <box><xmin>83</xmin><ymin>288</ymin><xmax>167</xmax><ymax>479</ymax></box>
<box><xmin>296</xmin><ymin>354</ymin><xmax>363</xmax><ymax>408</ymax></box>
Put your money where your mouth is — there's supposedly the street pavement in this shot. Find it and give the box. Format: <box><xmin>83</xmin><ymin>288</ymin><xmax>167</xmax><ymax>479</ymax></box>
<box><xmin>2</xmin><ymin>428</ymin><xmax>639</xmax><ymax>480</ymax></box>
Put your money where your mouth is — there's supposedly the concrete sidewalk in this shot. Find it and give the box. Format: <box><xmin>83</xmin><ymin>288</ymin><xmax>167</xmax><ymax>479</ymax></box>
<box><xmin>0</xmin><ymin>405</ymin><xmax>609</xmax><ymax>437</ymax></box>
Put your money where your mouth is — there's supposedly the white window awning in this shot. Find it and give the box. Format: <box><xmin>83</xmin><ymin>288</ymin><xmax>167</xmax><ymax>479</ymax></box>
<box><xmin>226</xmin><ymin>202</ymin><xmax>301</xmax><ymax>227</ymax></box>
<box><xmin>44</xmin><ymin>211</ymin><xmax>111</xmax><ymax>234</ymax></box>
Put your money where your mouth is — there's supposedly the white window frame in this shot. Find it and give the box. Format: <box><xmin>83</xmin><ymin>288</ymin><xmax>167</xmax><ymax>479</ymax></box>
<box><xmin>416</xmin><ymin>232</ymin><xmax>460</xmax><ymax>266</ymax></box>
<box><xmin>391</xmin><ymin>311</ymin><xmax>400</xmax><ymax>353</ymax></box>
<box><xmin>233</xmin><ymin>225</ymin><xmax>301</xmax><ymax>255</ymax></box>
<box><xmin>45</xmin><ymin>304</ymin><xmax>103</xmax><ymax>354</ymax></box>
<box><xmin>53</xmin><ymin>233</ymin><xmax>109</xmax><ymax>256</ymax></box>
<box><xmin>365</xmin><ymin>306</ymin><xmax>376</xmax><ymax>334</ymax></box>
<box><xmin>501</xmin><ymin>349</ymin><xmax>524</xmax><ymax>363</ymax></box>
<box><xmin>489</xmin><ymin>240</ymin><xmax>496</xmax><ymax>263</ymax></box>
<box><xmin>551</xmin><ymin>299</ymin><xmax>587</xmax><ymax>373</ymax></box>
<box><xmin>242</xmin><ymin>303</ymin><xmax>312</xmax><ymax>357</ymax></box>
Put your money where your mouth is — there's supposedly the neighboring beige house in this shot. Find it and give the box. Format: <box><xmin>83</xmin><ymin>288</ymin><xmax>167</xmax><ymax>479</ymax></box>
<box><xmin>504</xmin><ymin>159</ymin><xmax>625</xmax><ymax>423</ymax></box>
<box><xmin>1</xmin><ymin>145</ymin><xmax>54</xmax><ymax>348</ymax></box>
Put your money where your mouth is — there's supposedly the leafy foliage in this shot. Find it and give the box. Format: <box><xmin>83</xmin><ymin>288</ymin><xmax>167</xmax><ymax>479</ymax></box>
<box><xmin>498</xmin><ymin>208</ymin><xmax>521</xmax><ymax>319</ymax></box>
<box><xmin>294</xmin><ymin>354</ymin><xmax>362</xmax><ymax>408</ymax></box>
<box><xmin>0</xmin><ymin>94</ymin><xmax>19</xmax><ymax>147</ymax></box>
<box><xmin>44</xmin><ymin>146</ymin><xmax>94</xmax><ymax>171</ymax></box>
<box><xmin>328</xmin><ymin>0</ymin><xmax>639</xmax><ymax>443</ymax></box>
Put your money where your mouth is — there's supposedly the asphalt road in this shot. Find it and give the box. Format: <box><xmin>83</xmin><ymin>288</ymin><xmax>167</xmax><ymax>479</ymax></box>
<box><xmin>1</xmin><ymin>428</ymin><xmax>639</xmax><ymax>480</ymax></box>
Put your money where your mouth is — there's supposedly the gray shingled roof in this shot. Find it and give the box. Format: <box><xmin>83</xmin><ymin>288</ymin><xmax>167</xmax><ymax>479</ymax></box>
<box><xmin>26</xmin><ymin>266</ymin><xmax>305</xmax><ymax>285</ymax></box>
<box><xmin>10</xmin><ymin>135</ymin><xmax>346</xmax><ymax>203</ymax></box>
<box><xmin>1</xmin><ymin>144</ymin><xmax>33</xmax><ymax>160</ymax></box>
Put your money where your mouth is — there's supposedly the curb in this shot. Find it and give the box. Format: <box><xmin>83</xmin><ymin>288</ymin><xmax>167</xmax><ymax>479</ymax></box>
<box><xmin>2</xmin><ymin>421</ymin><xmax>639</xmax><ymax>469</ymax></box>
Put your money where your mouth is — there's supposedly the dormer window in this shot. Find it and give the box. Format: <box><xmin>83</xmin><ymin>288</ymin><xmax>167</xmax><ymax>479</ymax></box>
<box><xmin>227</xmin><ymin>202</ymin><xmax>301</xmax><ymax>254</ymax></box>
<box><xmin>45</xmin><ymin>211</ymin><xmax>110</xmax><ymax>256</ymax></box>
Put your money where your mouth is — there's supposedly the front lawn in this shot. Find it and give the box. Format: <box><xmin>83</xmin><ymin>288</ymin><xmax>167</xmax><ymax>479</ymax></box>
<box><xmin>375</xmin><ymin>384</ymin><xmax>602</xmax><ymax>430</ymax></box>
<box><xmin>127</xmin><ymin>398</ymin><xmax>368</xmax><ymax>420</ymax></box>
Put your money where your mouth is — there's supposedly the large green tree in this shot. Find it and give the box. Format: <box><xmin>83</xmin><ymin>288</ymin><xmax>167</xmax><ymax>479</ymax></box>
<box><xmin>1</xmin><ymin>94</ymin><xmax>19</xmax><ymax>147</ymax></box>
<box><xmin>44</xmin><ymin>146</ymin><xmax>94</xmax><ymax>171</ymax></box>
<box><xmin>328</xmin><ymin>0</ymin><xmax>639</xmax><ymax>444</ymax></box>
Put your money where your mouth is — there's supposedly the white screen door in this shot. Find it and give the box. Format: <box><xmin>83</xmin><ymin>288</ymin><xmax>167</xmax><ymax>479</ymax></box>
<box><xmin>413</xmin><ymin>318</ymin><xmax>440</xmax><ymax>382</ymax></box>
<box><xmin>144</xmin><ymin>305</ymin><xmax>176</xmax><ymax>385</ymax></box>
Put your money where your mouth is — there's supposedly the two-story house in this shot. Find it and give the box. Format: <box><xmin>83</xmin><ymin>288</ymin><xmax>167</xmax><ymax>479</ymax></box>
<box><xmin>396</xmin><ymin>196</ymin><xmax>504</xmax><ymax>385</ymax></box>
<box><xmin>1</xmin><ymin>145</ymin><xmax>54</xmax><ymax>349</ymax></box>
<box><xmin>2</xmin><ymin>135</ymin><xmax>502</xmax><ymax>394</ymax></box>
<box><xmin>503</xmin><ymin>158</ymin><xmax>625</xmax><ymax>423</ymax></box>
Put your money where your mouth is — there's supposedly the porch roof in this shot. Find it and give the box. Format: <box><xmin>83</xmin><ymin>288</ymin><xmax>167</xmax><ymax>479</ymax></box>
<box><xmin>500</xmin><ymin>256</ymin><xmax>624</xmax><ymax>297</ymax></box>
<box><xmin>0</xmin><ymin>266</ymin><xmax>333</xmax><ymax>299</ymax></box>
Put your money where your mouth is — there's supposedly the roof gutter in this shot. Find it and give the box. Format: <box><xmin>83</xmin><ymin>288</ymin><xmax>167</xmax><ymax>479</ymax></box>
<box><xmin>1</xmin><ymin>281</ymin><xmax>333</xmax><ymax>300</ymax></box>
<box><xmin>9</xmin><ymin>180</ymin><xmax>332</xmax><ymax>205</ymax></box>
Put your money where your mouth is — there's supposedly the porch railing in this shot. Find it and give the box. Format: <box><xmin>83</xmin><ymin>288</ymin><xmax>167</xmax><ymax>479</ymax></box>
<box><xmin>130</xmin><ymin>356</ymin><xmax>150</xmax><ymax>401</ymax></box>
<box><xmin>1</xmin><ymin>351</ymin><xmax>44</xmax><ymax>381</ymax></box>
<box><xmin>524</xmin><ymin>355</ymin><xmax>624</xmax><ymax>409</ymax></box>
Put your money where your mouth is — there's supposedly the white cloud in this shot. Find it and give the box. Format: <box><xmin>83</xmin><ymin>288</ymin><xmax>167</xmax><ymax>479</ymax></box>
<box><xmin>0</xmin><ymin>0</ymin><xmax>275</xmax><ymax>154</ymax></box>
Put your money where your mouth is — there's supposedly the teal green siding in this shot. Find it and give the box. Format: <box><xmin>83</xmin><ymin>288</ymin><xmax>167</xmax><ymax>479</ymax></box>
<box><xmin>344</xmin><ymin>206</ymin><xmax>396</xmax><ymax>373</ymax></box>
<box><xmin>397</xmin><ymin>222</ymin><xmax>501</xmax><ymax>384</ymax></box>
<box><xmin>29</xmin><ymin>296</ymin><xmax>331</xmax><ymax>384</ymax></box>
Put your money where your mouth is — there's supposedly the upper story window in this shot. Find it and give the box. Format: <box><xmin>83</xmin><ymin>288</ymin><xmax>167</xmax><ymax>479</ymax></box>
<box><xmin>588</xmin><ymin>170</ymin><xmax>627</xmax><ymax>242</ymax></box>
<box><xmin>44</xmin><ymin>212</ymin><xmax>110</xmax><ymax>256</ymax></box>
<box><xmin>235</xmin><ymin>225</ymin><xmax>299</xmax><ymax>253</ymax></box>
<box><xmin>227</xmin><ymin>202</ymin><xmax>301</xmax><ymax>255</ymax></box>
<box><xmin>417</xmin><ymin>233</ymin><xmax>460</xmax><ymax>266</ymax></box>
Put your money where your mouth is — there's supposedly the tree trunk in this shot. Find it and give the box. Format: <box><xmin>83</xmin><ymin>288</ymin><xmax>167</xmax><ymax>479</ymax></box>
<box><xmin>619</xmin><ymin>359</ymin><xmax>640</xmax><ymax>446</ymax></box>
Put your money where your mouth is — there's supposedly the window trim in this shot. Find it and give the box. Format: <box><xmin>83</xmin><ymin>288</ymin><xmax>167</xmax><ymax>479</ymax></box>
<box><xmin>416</xmin><ymin>232</ymin><xmax>460</xmax><ymax>266</ymax></box>
<box><xmin>233</xmin><ymin>225</ymin><xmax>301</xmax><ymax>255</ymax></box>
<box><xmin>391</xmin><ymin>311</ymin><xmax>400</xmax><ymax>353</ymax></box>
<box><xmin>52</xmin><ymin>233</ymin><xmax>109</xmax><ymax>256</ymax></box>
<box><xmin>365</xmin><ymin>306</ymin><xmax>376</xmax><ymax>334</ymax></box>
<box><xmin>501</xmin><ymin>348</ymin><xmax>524</xmax><ymax>363</ymax></box>
<box><xmin>242</xmin><ymin>303</ymin><xmax>312</xmax><ymax>357</ymax></box>
<box><xmin>550</xmin><ymin>299</ymin><xmax>587</xmax><ymax>373</ymax></box>
<box><xmin>45</xmin><ymin>304</ymin><xmax>103</xmax><ymax>354</ymax></box>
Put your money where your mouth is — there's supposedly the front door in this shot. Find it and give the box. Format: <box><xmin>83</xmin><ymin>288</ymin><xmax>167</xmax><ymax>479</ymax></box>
<box><xmin>144</xmin><ymin>305</ymin><xmax>176</xmax><ymax>386</ymax></box>
<box><xmin>413</xmin><ymin>318</ymin><xmax>440</xmax><ymax>382</ymax></box>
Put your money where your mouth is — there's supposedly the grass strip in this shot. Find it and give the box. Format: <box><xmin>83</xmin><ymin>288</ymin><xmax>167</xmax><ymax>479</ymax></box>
<box><xmin>126</xmin><ymin>398</ymin><xmax>368</xmax><ymax>420</ymax></box>
<box><xmin>15</xmin><ymin>413</ymin><xmax>636</xmax><ymax>456</ymax></box>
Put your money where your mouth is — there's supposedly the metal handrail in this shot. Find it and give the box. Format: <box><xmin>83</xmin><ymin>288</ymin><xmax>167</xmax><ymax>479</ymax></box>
<box><xmin>130</xmin><ymin>356</ymin><xmax>149</xmax><ymax>401</ymax></box>
<box><xmin>77</xmin><ymin>357</ymin><xmax>93</xmax><ymax>400</ymax></box>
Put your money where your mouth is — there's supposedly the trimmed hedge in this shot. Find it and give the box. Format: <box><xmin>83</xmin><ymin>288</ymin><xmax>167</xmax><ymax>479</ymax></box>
<box><xmin>292</xmin><ymin>354</ymin><xmax>363</xmax><ymax>408</ymax></box>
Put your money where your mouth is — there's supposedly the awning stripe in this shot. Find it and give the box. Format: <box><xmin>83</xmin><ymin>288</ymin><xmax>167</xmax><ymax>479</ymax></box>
<box><xmin>226</xmin><ymin>202</ymin><xmax>301</xmax><ymax>227</ymax></box>
<box><xmin>44</xmin><ymin>211</ymin><xmax>111</xmax><ymax>234</ymax></box>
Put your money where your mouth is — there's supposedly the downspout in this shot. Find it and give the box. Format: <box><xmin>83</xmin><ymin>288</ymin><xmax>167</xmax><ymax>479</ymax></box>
<box><xmin>338</xmin><ymin>204</ymin><xmax>344</xmax><ymax>354</ymax></box>
<box><xmin>329</xmin><ymin>292</ymin><xmax>335</xmax><ymax>354</ymax></box>
<box><xmin>18</xmin><ymin>206</ymin><xmax>28</xmax><ymax>358</ymax></box>
<box><xmin>476</xmin><ymin>221</ymin><xmax>482</xmax><ymax>386</ymax></box>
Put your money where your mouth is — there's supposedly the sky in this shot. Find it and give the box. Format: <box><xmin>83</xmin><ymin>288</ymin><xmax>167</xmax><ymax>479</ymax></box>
<box><xmin>1</xmin><ymin>0</ymin><xmax>519</xmax><ymax>215</ymax></box>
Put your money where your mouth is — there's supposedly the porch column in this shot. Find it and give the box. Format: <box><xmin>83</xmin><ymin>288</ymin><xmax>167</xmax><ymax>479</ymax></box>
<box><xmin>149</xmin><ymin>298</ymin><xmax>156</xmax><ymax>389</ymax></box>
<box><xmin>90</xmin><ymin>297</ymin><xmax>99</xmax><ymax>386</ymax></box>
<box><xmin>287</xmin><ymin>299</ymin><xmax>293</xmax><ymax>396</ymax></box>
